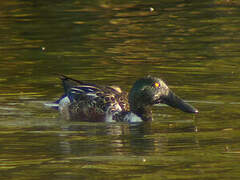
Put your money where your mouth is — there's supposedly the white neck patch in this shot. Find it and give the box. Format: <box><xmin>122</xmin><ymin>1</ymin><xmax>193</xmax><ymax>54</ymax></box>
<box><xmin>123</xmin><ymin>112</ymin><xmax>142</xmax><ymax>123</ymax></box>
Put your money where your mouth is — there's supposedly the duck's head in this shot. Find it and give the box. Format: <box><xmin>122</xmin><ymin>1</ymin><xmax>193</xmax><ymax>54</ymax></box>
<box><xmin>129</xmin><ymin>76</ymin><xmax>198</xmax><ymax>121</ymax></box>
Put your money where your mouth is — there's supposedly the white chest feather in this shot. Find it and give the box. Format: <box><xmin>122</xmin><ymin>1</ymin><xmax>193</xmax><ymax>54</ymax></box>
<box><xmin>59</xmin><ymin>96</ymin><xmax>71</xmax><ymax>119</ymax></box>
<box><xmin>123</xmin><ymin>112</ymin><xmax>142</xmax><ymax>123</ymax></box>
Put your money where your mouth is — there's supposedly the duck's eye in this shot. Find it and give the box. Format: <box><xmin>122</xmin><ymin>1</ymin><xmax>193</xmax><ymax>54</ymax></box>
<box><xmin>154</xmin><ymin>82</ymin><xmax>160</xmax><ymax>88</ymax></box>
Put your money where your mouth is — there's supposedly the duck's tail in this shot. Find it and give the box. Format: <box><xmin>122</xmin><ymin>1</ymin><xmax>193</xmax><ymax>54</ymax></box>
<box><xmin>59</xmin><ymin>74</ymin><xmax>85</xmax><ymax>93</ymax></box>
<box><xmin>45</xmin><ymin>74</ymin><xmax>81</xmax><ymax>110</ymax></box>
<box><xmin>44</xmin><ymin>102</ymin><xmax>59</xmax><ymax>109</ymax></box>
<box><xmin>44</xmin><ymin>94</ymin><xmax>67</xmax><ymax>110</ymax></box>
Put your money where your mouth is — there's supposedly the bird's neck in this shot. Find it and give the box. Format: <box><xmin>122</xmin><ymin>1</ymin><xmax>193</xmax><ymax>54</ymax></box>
<box><xmin>131</xmin><ymin>105</ymin><xmax>153</xmax><ymax>121</ymax></box>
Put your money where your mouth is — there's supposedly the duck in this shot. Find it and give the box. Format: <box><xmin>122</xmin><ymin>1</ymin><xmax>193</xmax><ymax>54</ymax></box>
<box><xmin>50</xmin><ymin>75</ymin><xmax>198</xmax><ymax>122</ymax></box>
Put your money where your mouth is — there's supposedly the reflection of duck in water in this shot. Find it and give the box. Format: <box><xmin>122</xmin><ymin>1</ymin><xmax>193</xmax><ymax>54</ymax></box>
<box><xmin>50</xmin><ymin>75</ymin><xmax>198</xmax><ymax>122</ymax></box>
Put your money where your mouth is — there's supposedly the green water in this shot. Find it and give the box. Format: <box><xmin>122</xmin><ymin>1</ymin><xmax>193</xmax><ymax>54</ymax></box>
<box><xmin>1</xmin><ymin>0</ymin><xmax>240</xmax><ymax>179</ymax></box>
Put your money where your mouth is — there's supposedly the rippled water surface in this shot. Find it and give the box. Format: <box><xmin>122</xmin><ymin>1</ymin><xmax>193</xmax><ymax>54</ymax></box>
<box><xmin>1</xmin><ymin>0</ymin><xmax>240</xmax><ymax>179</ymax></box>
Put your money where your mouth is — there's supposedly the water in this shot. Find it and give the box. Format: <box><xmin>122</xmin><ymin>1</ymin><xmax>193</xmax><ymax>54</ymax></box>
<box><xmin>1</xmin><ymin>0</ymin><xmax>240</xmax><ymax>179</ymax></box>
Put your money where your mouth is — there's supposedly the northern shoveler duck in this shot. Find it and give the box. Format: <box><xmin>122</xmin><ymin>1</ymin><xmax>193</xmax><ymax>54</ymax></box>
<box><xmin>50</xmin><ymin>75</ymin><xmax>198</xmax><ymax>122</ymax></box>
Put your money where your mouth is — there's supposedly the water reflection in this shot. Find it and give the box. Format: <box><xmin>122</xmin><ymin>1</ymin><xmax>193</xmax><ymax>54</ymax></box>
<box><xmin>55</xmin><ymin>118</ymin><xmax>198</xmax><ymax>157</ymax></box>
<box><xmin>1</xmin><ymin>0</ymin><xmax>240</xmax><ymax>179</ymax></box>
<box><xmin>1</xmin><ymin>96</ymin><xmax>240</xmax><ymax>179</ymax></box>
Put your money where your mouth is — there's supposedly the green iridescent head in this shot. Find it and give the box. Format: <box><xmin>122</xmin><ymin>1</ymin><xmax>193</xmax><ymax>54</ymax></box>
<box><xmin>129</xmin><ymin>76</ymin><xmax>198</xmax><ymax>121</ymax></box>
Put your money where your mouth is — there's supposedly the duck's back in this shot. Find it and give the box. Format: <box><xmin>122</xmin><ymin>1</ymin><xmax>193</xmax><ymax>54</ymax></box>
<box><xmin>58</xmin><ymin>75</ymin><xmax>129</xmax><ymax>122</ymax></box>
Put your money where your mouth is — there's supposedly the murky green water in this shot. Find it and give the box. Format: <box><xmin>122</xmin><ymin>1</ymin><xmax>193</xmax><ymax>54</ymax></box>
<box><xmin>1</xmin><ymin>0</ymin><xmax>240</xmax><ymax>179</ymax></box>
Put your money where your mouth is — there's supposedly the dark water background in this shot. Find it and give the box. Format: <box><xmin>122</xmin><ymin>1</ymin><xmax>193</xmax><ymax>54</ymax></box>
<box><xmin>1</xmin><ymin>0</ymin><xmax>240</xmax><ymax>179</ymax></box>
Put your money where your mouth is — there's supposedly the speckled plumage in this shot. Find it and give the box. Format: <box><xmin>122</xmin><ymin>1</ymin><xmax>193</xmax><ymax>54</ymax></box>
<box><xmin>51</xmin><ymin>75</ymin><xmax>198</xmax><ymax>122</ymax></box>
<box><xmin>57</xmin><ymin>75</ymin><xmax>130</xmax><ymax>122</ymax></box>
